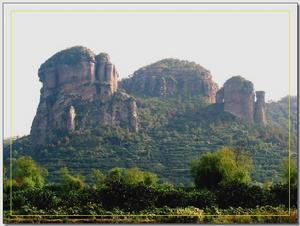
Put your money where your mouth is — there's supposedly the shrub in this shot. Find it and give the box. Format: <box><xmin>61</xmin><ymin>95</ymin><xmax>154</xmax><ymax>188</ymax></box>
<box><xmin>216</xmin><ymin>182</ymin><xmax>268</xmax><ymax>208</ymax></box>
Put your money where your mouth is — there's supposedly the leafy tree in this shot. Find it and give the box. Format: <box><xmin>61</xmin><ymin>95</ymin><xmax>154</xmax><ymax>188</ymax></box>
<box><xmin>105</xmin><ymin>167</ymin><xmax>157</xmax><ymax>186</ymax></box>
<box><xmin>122</xmin><ymin>167</ymin><xmax>144</xmax><ymax>185</ymax></box>
<box><xmin>3</xmin><ymin>164</ymin><xmax>10</xmax><ymax>189</ymax></box>
<box><xmin>59</xmin><ymin>167</ymin><xmax>85</xmax><ymax>190</ymax></box>
<box><xmin>122</xmin><ymin>167</ymin><xmax>157</xmax><ymax>186</ymax></box>
<box><xmin>105</xmin><ymin>167</ymin><xmax>123</xmax><ymax>184</ymax></box>
<box><xmin>143</xmin><ymin>171</ymin><xmax>157</xmax><ymax>186</ymax></box>
<box><xmin>282</xmin><ymin>158</ymin><xmax>297</xmax><ymax>186</ymax></box>
<box><xmin>92</xmin><ymin>169</ymin><xmax>105</xmax><ymax>189</ymax></box>
<box><xmin>158</xmin><ymin>181</ymin><xmax>175</xmax><ymax>191</ymax></box>
<box><xmin>13</xmin><ymin>156</ymin><xmax>48</xmax><ymax>188</ymax></box>
<box><xmin>191</xmin><ymin>147</ymin><xmax>252</xmax><ymax>190</ymax></box>
<box><xmin>4</xmin><ymin>164</ymin><xmax>7</xmax><ymax>178</ymax></box>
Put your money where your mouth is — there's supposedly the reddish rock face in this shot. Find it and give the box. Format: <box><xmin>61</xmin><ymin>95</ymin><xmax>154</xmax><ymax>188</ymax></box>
<box><xmin>254</xmin><ymin>91</ymin><xmax>267</xmax><ymax>125</ymax></box>
<box><xmin>223</xmin><ymin>76</ymin><xmax>255</xmax><ymax>124</ymax></box>
<box><xmin>31</xmin><ymin>46</ymin><xmax>138</xmax><ymax>146</ymax></box>
<box><xmin>216</xmin><ymin>87</ymin><xmax>224</xmax><ymax>104</ymax></box>
<box><xmin>119</xmin><ymin>58</ymin><xmax>219</xmax><ymax>103</ymax></box>
<box><xmin>95</xmin><ymin>53</ymin><xmax>118</xmax><ymax>96</ymax></box>
<box><xmin>218</xmin><ymin>76</ymin><xmax>267</xmax><ymax>126</ymax></box>
<box><xmin>39</xmin><ymin>61</ymin><xmax>97</xmax><ymax>101</ymax></box>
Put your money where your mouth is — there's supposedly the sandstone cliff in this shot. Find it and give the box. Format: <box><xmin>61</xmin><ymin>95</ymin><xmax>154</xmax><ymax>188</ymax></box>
<box><xmin>216</xmin><ymin>76</ymin><xmax>267</xmax><ymax>125</ymax></box>
<box><xmin>119</xmin><ymin>59</ymin><xmax>218</xmax><ymax>103</ymax></box>
<box><xmin>31</xmin><ymin>46</ymin><xmax>138</xmax><ymax>146</ymax></box>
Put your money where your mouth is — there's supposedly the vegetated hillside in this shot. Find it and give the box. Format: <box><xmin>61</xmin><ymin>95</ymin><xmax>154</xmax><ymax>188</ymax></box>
<box><xmin>4</xmin><ymin>94</ymin><xmax>295</xmax><ymax>185</ymax></box>
<box><xmin>267</xmin><ymin>96</ymin><xmax>297</xmax><ymax>136</ymax></box>
<box><xmin>4</xmin><ymin>54</ymin><xmax>296</xmax><ymax>186</ymax></box>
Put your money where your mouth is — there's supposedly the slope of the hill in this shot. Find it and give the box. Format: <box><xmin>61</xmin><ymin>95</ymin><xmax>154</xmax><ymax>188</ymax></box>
<box><xmin>3</xmin><ymin>52</ymin><xmax>296</xmax><ymax>186</ymax></box>
<box><xmin>267</xmin><ymin>96</ymin><xmax>297</xmax><ymax>136</ymax></box>
<box><xmin>4</xmin><ymin>95</ymin><xmax>294</xmax><ymax>185</ymax></box>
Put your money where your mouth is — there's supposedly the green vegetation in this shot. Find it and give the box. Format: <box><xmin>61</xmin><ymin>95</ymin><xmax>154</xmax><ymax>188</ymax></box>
<box><xmin>267</xmin><ymin>96</ymin><xmax>297</xmax><ymax>137</ymax></box>
<box><xmin>4</xmin><ymin>207</ymin><xmax>297</xmax><ymax>224</ymax></box>
<box><xmin>133</xmin><ymin>58</ymin><xmax>205</xmax><ymax>75</ymax></box>
<box><xmin>3</xmin><ymin>155</ymin><xmax>297</xmax><ymax>223</ymax></box>
<box><xmin>281</xmin><ymin>158</ymin><xmax>297</xmax><ymax>186</ymax></box>
<box><xmin>91</xmin><ymin>169</ymin><xmax>105</xmax><ymax>189</ymax></box>
<box><xmin>3</xmin><ymin>47</ymin><xmax>297</xmax><ymax>223</ymax></box>
<box><xmin>103</xmin><ymin>166</ymin><xmax>157</xmax><ymax>186</ymax></box>
<box><xmin>4</xmin><ymin>95</ymin><xmax>296</xmax><ymax>185</ymax></box>
<box><xmin>59</xmin><ymin>167</ymin><xmax>85</xmax><ymax>190</ymax></box>
<box><xmin>191</xmin><ymin>147</ymin><xmax>252</xmax><ymax>189</ymax></box>
<box><xmin>12</xmin><ymin>156</ymin><xmax>48</xmax><ymax>189</ymax></box>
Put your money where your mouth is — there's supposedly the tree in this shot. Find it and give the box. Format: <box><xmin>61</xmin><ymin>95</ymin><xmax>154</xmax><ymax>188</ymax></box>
<box><xmin>59</xmin><ymin>167</ymin><xmax>85</xmax><ymax>190</ymax></box>
<box><xmin>13</xmin><ymin>156</ymin><xmax>48</xmax><ymax>188</ymax></box>
<box><xmin>122</xmin><ymin>167</ymin><xmax>157</xmax><ymax>186</ymax></box>
<box><xmin>143</xmin><ymin>172</ymin><xmax>157</xmax><ymax>186</ymax></box>
<box><xmin>92</xmin><ymin>169</ymin><xmax>105</xmax><ymax>189</ymax></box>
<box><xmin>105</xmin><ymin>167</ymin><xmax>157</xmax><ymax>186</ymax></box>
<box><xmin>122</xmin><ymin>167</ymin><xmax>144</xmax><ymax>185</ymax></box>
<box><xmin>3</xmin><ymin>164</ymin><xmax>9</xmax><ymax>189</ymax></box>
<box><xmin>282</xmin><ymin>158</ymin><xmax>297</xmax><ymax>186</ymax></box>
<box><xmin>105</xmin><ymin>167</ymin><xmax>123</xmax><ymax>184</ymax></box>
<box><xmin>191</xmin><ymin>147</ymin><xmax>252</xmax><ymax>190</ymax></box>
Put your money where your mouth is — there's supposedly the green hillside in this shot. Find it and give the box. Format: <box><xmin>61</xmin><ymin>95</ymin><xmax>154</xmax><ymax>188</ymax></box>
<box><xmin>4</xmin><ymin>94</ymin><xmax>296</xmax><ymax>185</ymax></box>
<box><xmin>267</xmin><ymin>96</ymin><xmax>297</xmax><ymax>136</ymax></box>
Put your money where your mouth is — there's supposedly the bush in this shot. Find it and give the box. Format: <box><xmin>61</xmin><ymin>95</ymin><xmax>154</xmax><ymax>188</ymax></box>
<box><xmin>216</xmin><ymin>182</ymin><xmax>268</xmax><ymax>208</ymax></box>
<box><xmin>98</xmin><ymin>182</ymin><xmax>157</xmax><ymax>211</ymax></box>
<box><xmin>191</xmin><ymin>147</ymin><xmax>252</xmax><ymax>190</ymax></box>
<box><xmin>185</xmin><ymin>190</ymin><xmax>217</xmax><ymax>208</ymax></box>
<box><xmin>269</xmin><ymin>183</ymin><xmax>297</xmax><ymax>208</ymax></box>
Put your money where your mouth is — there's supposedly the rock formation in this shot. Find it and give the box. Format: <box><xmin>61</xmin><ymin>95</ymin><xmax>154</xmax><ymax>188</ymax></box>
<box><xmin>216</xmin><ymin>76</ymin><xmax>267</xmax><ymax>125</ymax></box>
<box><xmin>119</xmin><ymin>58</ymin><xmax>218</xmax><ymax>103</ymax></box>
<box><xmin>67</xmin><ymin>106</ymin><xmax>76</xmax><ymax>132</ymax></box>
<box><xmin>95</xmin><ymin>53</ymin><xmax>118</xmax><ymax>100</ymax></box>
<box><xmin>254</xmin><ymin>91</ymin><xmax>267</xmax><ymax>125</ymax></box>
<box><xmin>31</xmin><ymin>46</ymin><xmax>138</xmax><ymax>146</ymax></box>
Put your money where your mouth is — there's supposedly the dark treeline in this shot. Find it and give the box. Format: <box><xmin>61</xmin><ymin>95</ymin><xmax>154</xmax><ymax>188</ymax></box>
<box><xmin>3</xmin><ymin>147</ymin><xmax>297</xmax><ymax>216</ymax></box>
<box><xmin>3</xmin><ymin>181</ymin><xmax>297</xmax><ymax>215</ymax></box>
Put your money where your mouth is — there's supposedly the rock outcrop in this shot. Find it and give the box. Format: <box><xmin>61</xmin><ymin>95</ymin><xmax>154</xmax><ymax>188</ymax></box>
<box><xmin>67</xmin><ymin>106</ymin><xmax>76</xmax><ymax>132</ymax></box>
<box><xmin>254</xmin><ymin>91</ymin><xmax>267</xmax><ymax>125</ymax></box>
<box><xmin>31</xmin><ymin>46</ymin><xmax>138</xmax><ymax>146</ymax></box>
<box><xmin>119</xmin><ymin>59</ymin><xmax>218</xmax><ymax>103</ymax></box>
<box><xmin>216</xmin><ymin>76</ymin><xmax>267</xmax><ymax>125</ymax></box>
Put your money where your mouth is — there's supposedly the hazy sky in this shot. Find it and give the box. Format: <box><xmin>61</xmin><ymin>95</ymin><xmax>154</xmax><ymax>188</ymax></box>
<box><xmin>4</xmin><ymin>3</ymin><xmax>297</xmax><ymax>137</ymax></box>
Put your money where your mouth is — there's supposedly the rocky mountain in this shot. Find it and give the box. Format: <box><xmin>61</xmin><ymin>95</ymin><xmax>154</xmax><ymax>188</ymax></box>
<box><xmin>119</xmin><ymin>58</ymin><xmax>218</xmax><ymax>102</ymax></box>
<box><xmin>31</xmin><ymin>46</ymin><xmax>138</xmax><ymax>146</ymax></box>
<box><xmin>5</xmin><ymin>46</ymin><xmax>296</xmax><ymax>185</ymax></box>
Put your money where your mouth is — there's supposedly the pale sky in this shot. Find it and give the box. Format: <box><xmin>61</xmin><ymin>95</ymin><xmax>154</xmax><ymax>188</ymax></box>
<box><xmin>3</xmin><ymin>3</ymin><xmax>298</xmax><ymax>137</ymax></box>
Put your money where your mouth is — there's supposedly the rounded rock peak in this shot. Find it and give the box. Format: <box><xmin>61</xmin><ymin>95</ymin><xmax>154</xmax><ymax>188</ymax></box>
<box><xmin>224</xmin><ymin>75</ymin><xmax>254</xmax><ymax>90</ymax></box>
<box><xmin>136</xmin><ymin>58</ymin><xmax>209</xmax><ymax>74</ymax></box>
<box><xmin>134</xmin><ymin>58</ymin><xmax>211</xmax><ymax>78</ymax></box>
<box><xmin>39</xmin><ymin>46</ymin><xmax>96</xmax><ymax>71</ymax></box>
<box><xmin>256</xmin><ymin>91</ymin><xmax>265</xmax><ymax>98</ymax></box>
<box><xmin>96</xmin><ymin>52</ymin><xmax>111</xmax><ymax>64</ymax></box>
